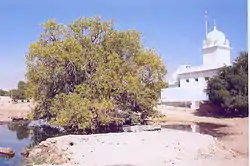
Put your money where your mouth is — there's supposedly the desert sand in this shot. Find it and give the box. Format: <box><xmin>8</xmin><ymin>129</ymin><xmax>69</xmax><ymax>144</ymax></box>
<box><xmin>0</xmin><ymin>96</ymin><xmax>33</xmax><ymax>122</ymax></box>
<box><xmin>29</xmin><ymin>129</ymin><xmax>247</xmax><ymax>166</ymax></box>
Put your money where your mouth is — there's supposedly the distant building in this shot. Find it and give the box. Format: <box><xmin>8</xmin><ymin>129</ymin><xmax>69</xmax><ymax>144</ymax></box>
<box><xmin>161</xmin><ymin>11</ymin><xmax>231</xmax><ymax>109</ymax></box>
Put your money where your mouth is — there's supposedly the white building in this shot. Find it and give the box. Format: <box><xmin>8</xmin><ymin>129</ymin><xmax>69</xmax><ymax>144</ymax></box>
<box><xmin>161</xmin><ymin>12</ymin><xmax>231</xmax><ymax>109</ymax></box>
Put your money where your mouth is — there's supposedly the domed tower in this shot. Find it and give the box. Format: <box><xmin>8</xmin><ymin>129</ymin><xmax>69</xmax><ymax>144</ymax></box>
<box><xmin>202</xmin><ymin>13</ymin><xmax>231</xmax><ymax>67</ymax></box>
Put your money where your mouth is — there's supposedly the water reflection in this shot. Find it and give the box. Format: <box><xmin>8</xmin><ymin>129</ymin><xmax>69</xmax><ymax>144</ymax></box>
<box><xmin>7</xmin><ymin>122</ymin><xmax>30</xmax><ymax>140</ymax></box>
<box><xmin>29</xmin><ymin>125</ymin><xmax>64</xmax><ymax>146</ymax></box>
<box><xmin>161</xmin><ymin>122</ymin><xmax>229</xmax><ymax>138</ymax></box>
<box><xmin>0</xmin><ymin>121</ymin><xmax>65</xmax><ymax>166</ymax></box>
<box><xmin>0</xmin><ymin>153</ymin><xmax>14</xmax><ymax>159</ymax></box>
<box><xmin>6</xmin><ymin>121</ymin><xmax>65</xmax><ymax>145</ymax></box>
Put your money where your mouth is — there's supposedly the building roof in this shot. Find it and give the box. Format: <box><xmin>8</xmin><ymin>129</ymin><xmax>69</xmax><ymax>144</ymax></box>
<box><xmin>168</xmin><ymin>64</ymin><xmax>223</xmax><ymax>85</ymax></box>
<box><xmin>177</xmin><ymin>64</ymin><xmax>222</xmax><ymax>75</ymax></box>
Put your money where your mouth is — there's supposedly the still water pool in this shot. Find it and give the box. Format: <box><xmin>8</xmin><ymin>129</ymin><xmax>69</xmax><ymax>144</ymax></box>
<box><xmin>0</xmin><ymin>122</ymin><xmax>63</xmax><ymax>166</ymax></box>
<box><xmin>161</xmin><ymin>122</ymin><xmax>228</xmax><ymax>138</ymax></box>
<box><xmin>0</xmin><ymin>121</ymin><xmax>228</xmax><ymax>166</ymax></box>
<box><xmin>0</xmin><ymin>123</ymin><xmax>32</xmax><ymax>166</ymax></box>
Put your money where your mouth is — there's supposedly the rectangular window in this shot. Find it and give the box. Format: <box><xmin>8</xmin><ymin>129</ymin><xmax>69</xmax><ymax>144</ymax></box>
<box><xmin>195</xmin><ymin>78</ymin><xmax>198</xmax><ymax>82</ymax></box>
<box><xmin>186</xmin><ymin>79</ymin><xmax>189</xmax><ymax>83</ymax></box>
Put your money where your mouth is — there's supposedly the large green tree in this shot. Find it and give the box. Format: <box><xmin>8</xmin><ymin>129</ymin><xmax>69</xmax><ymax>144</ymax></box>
<box><xmin>26</xmin><ymin>17</ymin><xmax>167</xmax><ymax>132</ymax></box>
<box><xmin>206</xmin><ymin>52</ymin><xmax>248</xmax><ymax>116</ymax></box>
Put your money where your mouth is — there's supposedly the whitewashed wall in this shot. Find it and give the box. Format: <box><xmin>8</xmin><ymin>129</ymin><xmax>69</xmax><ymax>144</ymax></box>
<box><xmin>203</xmin><ymin>46</ymin><xmax>230</xmax><ymax>67</ymax></box>
<box><xmin>160</xmin><ymin>86</ymin><xmax>208</xmax><ymax>103</ymax></box>
<box><xmin>178</xmin><ymin>69</ymin><xmax>218</xmax><ymax>88</ymax></box>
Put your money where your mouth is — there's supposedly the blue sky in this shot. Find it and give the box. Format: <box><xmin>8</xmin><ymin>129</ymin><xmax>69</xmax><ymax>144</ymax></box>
<box><xmin>0</xmin><ymin>0</ymin><xmax>247</xmax><ymax>90</ymax></box>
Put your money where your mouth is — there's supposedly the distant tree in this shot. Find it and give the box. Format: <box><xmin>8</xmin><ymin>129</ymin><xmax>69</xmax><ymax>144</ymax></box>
<box><xmin>18</xmin><ymin>81</ymin><xmax>27</xmax><ymax>101</ymax></box>
<box><xmin>0</xmin><ymin>89</ymin><xmax>8</xmax><ymax>96</ymax></box>
<box><xmin>0</xmin><ymin>89</ymin><xmax>4</xmax><ymax>96</ymax></box>
<box><xmin>25</xmin><ymin>17</ymin><xmax>167</xmax><ymax>133</ymax></box>
<box><xmin>9</xmin><ymin>81</ymin><xmax>27</xmax><ymax>101</ymax></box>
<box><xmin>206</xmin><ymin>52</ymin><xmax>248</xmax><ymax>116</ymax></box>
<box><xmin>18</xmin><ymin>81</ymin><xmax>27</xmax><ymax>91</ymax></box>
<box><xmin>11</xmin><ymin>89</ymin><xmax>26</xmax><ymax>101</ymax></box>
<box><xmin>5</xmin><ymin>91</ymin><xmax>10</xmax><ymax>96</ymax></box>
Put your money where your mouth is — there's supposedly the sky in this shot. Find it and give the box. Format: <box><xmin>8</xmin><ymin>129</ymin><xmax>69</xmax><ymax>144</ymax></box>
<box><xmin>0</xmin><ymin>0</ymin><xmax>247</xmax><ymax>90</ymax></box>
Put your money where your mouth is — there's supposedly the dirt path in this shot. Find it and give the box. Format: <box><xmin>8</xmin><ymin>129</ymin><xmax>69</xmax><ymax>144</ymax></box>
<box><xmin>217</xmin><ymin>118</ymin><xmax>248</xmax><ymax>157</ymax></box>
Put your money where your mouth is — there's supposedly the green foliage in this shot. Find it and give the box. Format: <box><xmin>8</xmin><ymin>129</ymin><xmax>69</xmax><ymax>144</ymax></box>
<box><xmin>25</xmin><ymin>17</ymin><xmax>167</xmax><ymax>132</ymax></box>
<box><xmin>10</xmin><ymin>81</ymin><xmax>28</xmax><ymax>101</ymax></box>
<box><xmin>206</xmin><ymin>52</ymin><xmax>248</xmax><ymax>116</ymax></box>
<box><xmin>0</xmin><ymin>89</ymin><xmax>8</xmax><ymax>96</ymax></box>
<box><xmin>10</xmin><ymin>89</ymin><xmax>24</xmax><ymax>100</ymax></box>
<box><xmin>18</xmin><ymin>81</ymin><xmax>27</xmax><ymax>91</ymax></box>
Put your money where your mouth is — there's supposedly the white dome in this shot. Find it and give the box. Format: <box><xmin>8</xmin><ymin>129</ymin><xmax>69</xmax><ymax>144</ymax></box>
<box><xmin>206</xmin><ymin>26</ymin><xmax>226</xmax><ymax>44</ymax></box>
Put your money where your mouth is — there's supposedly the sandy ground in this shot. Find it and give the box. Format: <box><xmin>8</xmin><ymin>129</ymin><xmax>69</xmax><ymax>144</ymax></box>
<box><xmin>26</xmin><ymin>105</ymin><xmax>248</xmax><ymax>166</ymax></box>
<box><xmin>30</xmin><ymin>130</ymin><xmax>247</xmax><ymax>166</ymax></box>
<box><xmin>0</xmin><ymin>96</ymin><xmax>33</xmax><ymax>122</ymax></box>
<box><xmin>0</xmin><ymin>100</ymin><xmax>248</xmax><ymax>165</ymax></box>
<box><xmin>156</xmin><ymin>105</ymin><xmax>249</xmax><ymax>160</ymax></box>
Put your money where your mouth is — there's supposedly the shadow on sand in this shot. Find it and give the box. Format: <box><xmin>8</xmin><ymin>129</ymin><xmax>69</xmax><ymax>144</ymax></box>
<box><xmin>194</xmin><ymin>102</ymin><xmax>248</xmax><ymax>119</ymax></box>
<box><xmin>196</xmin><ymin>122</ymin><xmax>234</xmax><ymax>138</ymax></box>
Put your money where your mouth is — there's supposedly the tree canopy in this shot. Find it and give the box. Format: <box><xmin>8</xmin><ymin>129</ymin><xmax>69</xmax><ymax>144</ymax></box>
<box><xmin>25</xmin><ymin>17</ymin><xmax>167</xmax><ymax>133</ymax></box>
<box><xmin>206</xmin><ymin>52</ymin><xmax>248</xmax><ymax>116</ymax></box>
<box><xmin>18</xmin><ymin>81</ymin><xmax>27</xmax><ymax>92</ymax></box>
<box><xmin>0</xmin><ymin>89</ymin><xmax>8</xmax><ymax>96</ymax></box>
<box><xmin>10</xmin><ymin>81</ymin><xmax>27</xmax><ymax>101</ymax></box>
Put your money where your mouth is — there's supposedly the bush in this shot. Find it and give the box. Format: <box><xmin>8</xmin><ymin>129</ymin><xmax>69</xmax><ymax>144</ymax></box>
<box><xmin>206</xmin><ymin>52</ymin><xmax>248</xmax><ymax>116</ymax></box>
<box><xmin>26</xmin><ymin>17</ymin><xmax>167</xmax><ymax>132</ymax></box>
<box><xmin>0</xmin><ymin>89</ymin><xmax>8</xmax><ymax>96</ymax></box>
<box><xmin>10</xmin><ymin>89</ymin><xmax>25</xmax><ymax>101</ymax></box>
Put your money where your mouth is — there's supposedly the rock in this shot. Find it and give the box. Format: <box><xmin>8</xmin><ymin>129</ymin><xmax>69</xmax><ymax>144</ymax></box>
<box><xmin>28</xmin><ymin>119</ymin><xmax>66</xmax><ymax>133</ymax></box>
<box><xmin>145</xmin><ymin>125</ymin><xmax>161</xmax><ymax>131</ymax></box>
<box><xmin>29</xmin><ymin>147</ymin><xmax>43</xmax><ymax>156</ymax></box>
<box><xmin>123</xmin><ymin>125</ymin><xmax>161</xmax><ymax>132</ymax></box>
<box><xmin>28</xmin><ymin>119</ymin><xmax>50</xmax><ymax>127</ymax></box>
<box><xmin>27</xmin><ymin>139</ymin><xmax>71</xmax><ymax>165</ymax></box>
<box><xmin>20</xmin><ymin>150</ymin><xmax>29</xmax><ymax>157</ymax></box>
<box><xmin>0</xmin><ymin>147</ymin><xmax>15</xmax><ymax>158</ymax></box>
<box><xmin>11</xmin><ymin>117</ymin><xmax>26</xmax><ymax>122</ymax></box>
